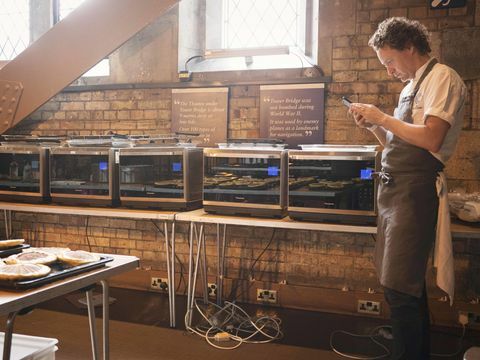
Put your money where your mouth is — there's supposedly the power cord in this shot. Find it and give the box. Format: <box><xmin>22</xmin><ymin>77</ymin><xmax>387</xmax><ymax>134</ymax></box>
<box><xmin>185</xmin><ymin>299</ymin><xmax>283</xmax><ymax>350</ymax></box>
<box><xmin>331</xmin><ymin>322</ymin><xmax>467</xmax><ymax>359</ymax></box>
<box><xmin>84</xmin><ymin>215</ymin><xmax>92</xmax><ymax>252</ymax></box>
<box><xmin>430</xmin><ymin>323</ymin><xmax>466</xmax><ymax>358</ymax></box>
<box><xmin>229</xmin><ymin>228</ymin><xmax>277</xmax><ymax>301</ymax></box>
<box><xmin>330</xmin><ymin>325</ymin><xmax>391</xmax><ymax>359</ymax></box>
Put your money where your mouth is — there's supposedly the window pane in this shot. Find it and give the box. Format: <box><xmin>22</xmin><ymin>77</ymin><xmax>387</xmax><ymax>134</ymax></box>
<box><xmin>0</xmin><ymin>0</ymin><xmax>29</xmax><ymax>60</ymax></box>
<box><xmin>222</xmin><ymin>0</ymin><xmax>306</xmax><ymax>49</ymax></box>
<box><xmin>58</xmin><ymin>0</ymin><xmax>109</xmax><ymax>77</ymax></box>
<box><xmin>59</xmin><ymin>0</ymin><xmax>87</xmax><ymax>20</ymax></box>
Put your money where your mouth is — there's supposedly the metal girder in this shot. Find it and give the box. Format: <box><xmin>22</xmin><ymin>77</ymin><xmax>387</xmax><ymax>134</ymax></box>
<box><xmin>0</xmin><ymin>0</ymin><xmax>179</xmax><ymax>134</ymax></box>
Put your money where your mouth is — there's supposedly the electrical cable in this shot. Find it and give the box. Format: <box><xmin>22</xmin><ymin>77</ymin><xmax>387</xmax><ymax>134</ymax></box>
<box><xmin>430</xmin><ymin>324</ymin><xmax>466</xmax><ymax>358</ymax></box>
<box><xmin>230</xmin><ymin>228</ymin><xmax>277</xmax><ymax>301</ymax></box>
<box><xmin>248</xmin><ymin>228</ymin><xmax>277</xmax><ymax>281</ymax></box>
<box><xmin>84</xmin><ymin>215</ymin><xmax>92</xmax><ymax>252</ymax></box>
<box><xmin>185</xmin><ymin>298</ymin><xmax>283</xmax><ymax>350</ymax></box>
<box><xmin>330</xmin><ymin>323</ymin><xmax>468</xmax><ymax>359</ymax></box>
<box><xmin>184</xmin><ymin>55</ymin><xmax>203</xmax><ymax>72</ymax></box>
<box><xmin>329</xmin><ymin>325</ymin><xmax>391</xmax><ymax>359</ymax></box>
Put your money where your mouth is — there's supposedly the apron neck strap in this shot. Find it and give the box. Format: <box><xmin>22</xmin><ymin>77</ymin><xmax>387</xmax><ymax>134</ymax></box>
<box><xmin>411</xmin><ymin>58</ymin><xmax>438</xmax><ymax>99</ymax></box>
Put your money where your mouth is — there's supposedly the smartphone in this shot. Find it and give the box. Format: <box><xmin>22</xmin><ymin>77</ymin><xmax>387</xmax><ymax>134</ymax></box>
<box><xmin>341</xmin><ymin>96</ymin><xmax>352</xmax><ymax>108</ymax></box>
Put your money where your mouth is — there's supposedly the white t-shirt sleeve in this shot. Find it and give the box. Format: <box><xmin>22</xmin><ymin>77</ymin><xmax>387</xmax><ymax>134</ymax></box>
<box><xmin>422</xmin><ymin>67</ymin><xmax>466</xmax><ymax>126</ymax></box>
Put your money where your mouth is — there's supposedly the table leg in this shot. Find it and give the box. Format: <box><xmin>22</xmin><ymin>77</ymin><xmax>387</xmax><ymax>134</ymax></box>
<box><xmin>186</xmin><ymin>223</ymin><xmax>204</xmax><ymax>327</ymax></box>
<box><xmin>200</xmin><ymin>226</ymin><xmax>208</xmax><ymax>305</ymax></box>
<box><xmin>217</xmin><ymin>224</ymin><xmax>227</xmax><ymax>305</ymax></box>
<box><xmin>85</xmin><ymin>289</ymin><xmax>99</xmax><ymax>360</ymax></box>
<box><xmin>186</xmin><ymin>222</ymin><xmax>194</xmax><ymax>326</ymax></box>
<box><xmin>164</xmin><ymin>221</ymin><xmax>176</xmax><ymax>328</ymax></box>
<box><xmin>2</xmin><ymin>311</ymin><xmax>17</xmax><ymax>360</ymax></box>
<box><xmin>171</xmin><ymin>222</ymin><xmax>176</xmax><ymax>328</ymax></box>
<box><xmin>100</xmin><ymin>280</ymin><xmax>109</xmax><ymax>360</ymax></box>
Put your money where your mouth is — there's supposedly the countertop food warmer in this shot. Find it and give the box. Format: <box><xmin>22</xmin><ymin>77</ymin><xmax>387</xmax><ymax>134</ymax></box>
<box><xmin>118</xmin><ymin>145</ymin><xmax>203</xmax><ymax>210</ymax></box>
<box><xmin>49</xmin><ymin>146</ymin><xmax>118</xmax><ymax>207</ymax></box>
<box><xmin>203</xmin><ymin>142</ymin><xmax>288</xmax><ymax>218</ymax></box>
<box><xmin>288</xmin><ymin>145</ymin><xmax>381</xmax><ymax>224</ymax></box>
<box><xmin>0</xmin><ymin>143</ymin><xmax>49</xmax><ymax>203</ymax></box>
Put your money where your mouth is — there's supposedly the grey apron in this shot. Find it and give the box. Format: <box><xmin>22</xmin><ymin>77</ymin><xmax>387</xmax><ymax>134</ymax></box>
<box><xmin>375</xmin><ymin>59</ymin><xmax>444</xmax><ymax>298</ymax></box>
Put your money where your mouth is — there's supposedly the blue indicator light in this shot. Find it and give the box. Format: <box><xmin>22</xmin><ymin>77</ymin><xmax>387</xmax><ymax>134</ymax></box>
<box><xmin>267</xmin><ymin>166</ymin><xmax>279</xmax><ymax>176</ymax></box>
<box><xmin>99</xmin><ymin>162</ymin><xmax>108</xmax><ymax>171</ymax></box>
<box><xmin>360</xmin><ymin>168</ymin><xmax>373</xmax><ymax>180</ymax></box>
<box><xmin>172</xmin><ymin>162</ymin><xmax>182</xmax><ymax>172</ymax></box>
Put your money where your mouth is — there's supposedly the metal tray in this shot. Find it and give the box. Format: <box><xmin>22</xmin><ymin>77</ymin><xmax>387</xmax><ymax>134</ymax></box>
<box><xmin>0</xmin><ymin>256</ymin><xmax>113</xmax><ymax>290</ymax></box>
<box><xmin>0</xmin><ymin>244</ymin><xmax>31</xmax><ymax>258</ymax></box>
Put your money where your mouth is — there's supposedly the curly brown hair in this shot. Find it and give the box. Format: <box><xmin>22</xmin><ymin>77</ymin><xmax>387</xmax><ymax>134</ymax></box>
<box><xmin>368</xmin><ymin>17</ymin><xmax>431</xmax><ymax>55</ymax></box>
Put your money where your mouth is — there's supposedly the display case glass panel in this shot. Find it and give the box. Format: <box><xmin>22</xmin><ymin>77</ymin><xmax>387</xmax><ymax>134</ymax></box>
<box><xmin>0</xmin><ymin>153</ymin><xmax>41</xmax><ymax>193</ymax></box>
<box><xmin>119</xmin><ymin>154</ymin><xmax>184</xmax><ymax>199</ymax></box>
<box><xmin>50</xmin><ymin>154</ymin><xmax>110</xmax><ymax>196</ymax></box>
<box><xmin>288</xmin><ymin>159</ymin><xmax>375</xmax><ymax>211</ymax></box>
<box><xmin>204</xmin><ymin>155</ymin><xmax>283</xmax><ymax>205</ymax></box>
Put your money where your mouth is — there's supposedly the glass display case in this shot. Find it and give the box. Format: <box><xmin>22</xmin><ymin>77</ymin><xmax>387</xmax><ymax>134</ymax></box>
<box><xmin>49</xmin><ymin>147</ymin><xmax>118</xmax><ymax>206</ymax></box>
<box><xmin>288</xmin><ymin>145</ymin><xmax>380</xmax><ymax>224</ymax></box>
<box><xmin>0</xmin><ymin>144</ymin><xmax>49</xmax><ymax>203</ymax></box>
<box><xmin>203</xmin><ymin>144</ymin><xmax>288</xmax><ymax>218</ymax></box>
<box><xmin>118</xmin><ymin>146</ymin><xmax>203</xmax><ymax>210</ymax></box>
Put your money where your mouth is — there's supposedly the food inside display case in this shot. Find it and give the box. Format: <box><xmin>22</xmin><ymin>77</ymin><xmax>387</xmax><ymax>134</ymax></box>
<box><xmin>118</xmin><ymin>145</ymin><xmax>203</xmax><ymax>210</ymax></box>
<box><xmin>288</xmin><ymin>145</ymin><xmax>380</xmax><ymax>224</ymax></box>
<box><xmin>50</xmin><ymin>147</ymin><xmax>118</xmax><ymax>206</ymax></box>
<box><xmin>0</xmin><ymin>144</ymin><xmax>49</xmax><ymax>203</ymax></box>
<box><xmin>203</xmin><ymin>142</ymin><xmax>288</xmax><ymax>218</ymax></box>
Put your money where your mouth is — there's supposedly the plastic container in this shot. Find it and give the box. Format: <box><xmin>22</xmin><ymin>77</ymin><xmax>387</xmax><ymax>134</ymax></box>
<box><xmin>0</xmin><ymin>333</ymin><xmax>58</xmax><ymax>360</ymax></box>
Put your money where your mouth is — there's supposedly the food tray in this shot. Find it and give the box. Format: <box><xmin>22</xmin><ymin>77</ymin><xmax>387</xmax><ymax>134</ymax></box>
<box><xmin>0</xmin><ymin>244</ymin><xmax>31</xmax><ymax>258</ymax></box>
<box><xmin>0</xmin><ymin>256</ymin><xmax>113</xmax><ymax>290</ymax></box>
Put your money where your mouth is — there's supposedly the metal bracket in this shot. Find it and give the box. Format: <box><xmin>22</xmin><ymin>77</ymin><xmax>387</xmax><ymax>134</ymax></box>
<box><xmin>0</xmin><ymin>80</ymin><xmax>23</xmax><ymax>133</ymax></box>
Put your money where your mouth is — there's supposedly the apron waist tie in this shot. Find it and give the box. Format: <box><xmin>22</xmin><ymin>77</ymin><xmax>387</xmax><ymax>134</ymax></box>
<box><xmin>374</xmin><ymin>170</ymin><xmax>393</xmax><ymax>184</ymax></box>
<box><xmin>435</xmin><ymin>172</ymin><xmax>455</xmax><ymax>305</ymax></box>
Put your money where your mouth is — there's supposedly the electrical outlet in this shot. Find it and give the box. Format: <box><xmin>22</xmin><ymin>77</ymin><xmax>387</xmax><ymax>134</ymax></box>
<box><xmin>150</xmin><ymin>277</ymin><xmax>168</xmax><ymax>292</ymax></box>
<box><xmin>207</xmin><ymin>283</ymin><xmax>217</xmax><ymax>297</ymax></box>
<box><xmin>257</xmin><ymin>289</ymin><xmax>277</xmax><ymax>304</ymax></box>
<box><xmin>357</xmin><ymin>300</ymin><xmax>381</xmax><ymax>315</ymax></box>
<box><xmin>459</xmin><ymin>311</ymin><xmax>480</xmax><ymax>325</ymax></box>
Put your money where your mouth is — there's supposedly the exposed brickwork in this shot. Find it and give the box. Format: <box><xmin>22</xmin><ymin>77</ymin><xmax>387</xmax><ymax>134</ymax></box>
<box><xmin>3</xmin><ymin>0</ymin><xmax>480</xmax><ymax>310</ymax></box>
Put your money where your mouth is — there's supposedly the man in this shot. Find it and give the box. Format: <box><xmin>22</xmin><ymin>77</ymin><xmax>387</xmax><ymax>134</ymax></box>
<box><xmin>349</xmin><ymin>17</ymin><xmax>466</xmax><ymax>359</ymax></box>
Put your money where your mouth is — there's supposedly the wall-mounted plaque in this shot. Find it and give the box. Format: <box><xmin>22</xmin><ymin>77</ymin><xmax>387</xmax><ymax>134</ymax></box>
<box><xmin>430</xmin><ymin>0</ymin><xmax>466</xmax><ymax>9</ymax></box>
<box><xmin>259</xmin><ymin>83</ymin><xmax>325</xmax><ymax>148</ymax></box>
<box><xmin>171</xmin><ymin>88</ymin><xmax>228</xmax><ymax>147</ymax></box>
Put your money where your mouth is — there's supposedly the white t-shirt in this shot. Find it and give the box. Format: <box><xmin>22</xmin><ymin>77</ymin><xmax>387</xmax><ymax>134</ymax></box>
<box><xmin>396</xmin><ymin>58</ymin><xmax>467</xmax><ymax>164</ymax></box>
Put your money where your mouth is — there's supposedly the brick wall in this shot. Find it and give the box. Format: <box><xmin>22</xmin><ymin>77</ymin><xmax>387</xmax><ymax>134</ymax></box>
<box><xmin>3</xmin><ymin>0</ymin><xmax>480</xmax><ymax>317</ymax></box>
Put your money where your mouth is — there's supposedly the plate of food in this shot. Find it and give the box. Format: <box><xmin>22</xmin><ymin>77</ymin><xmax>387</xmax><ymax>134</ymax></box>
<box><xmin>0</xmin><ymin>249</ymin><xmax>112</xmax><ymax>290</ymax></box>
<box><xmin>0</xmin><ymin>239</ymin><xmax>31</xmax><ymax>258</ymax></box>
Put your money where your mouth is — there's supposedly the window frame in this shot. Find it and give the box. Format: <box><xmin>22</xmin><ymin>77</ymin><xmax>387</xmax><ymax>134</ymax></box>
<box><xmin>204</xmin><ymin>0</ymin><xmax>318</xmax><ymax>64</ymax></box>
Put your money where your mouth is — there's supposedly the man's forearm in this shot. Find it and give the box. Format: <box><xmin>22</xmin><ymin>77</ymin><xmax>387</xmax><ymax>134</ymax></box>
<box><xmin>369</xmin><ymin>126</ymin><xmax>387</xmax><ymax>146</ymax></box>
<box><xmin>380</xmin><ymin>115</ymin><xmax>449</xmax><ymax>153</ymax></box>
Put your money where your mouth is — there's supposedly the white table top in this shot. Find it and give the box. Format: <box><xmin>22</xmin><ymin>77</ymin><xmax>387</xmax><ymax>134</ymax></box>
<box><xmin>175</xmin><ymin>209</ymin><xmax>480</xmax><ymax>238</ymax></box>
<box><xmin>0</xmin><ymin>202</ymin><xmax>176</xmax><ymax>220</ymax></box>
<box><xmin>175</xmin><ymin>209</ymin><xmax>377</xmax><ymax>234</ymax></box>
<box><xmin>0</xmin><ymin>254</ymin><xmax>138</xmax><ymax>315</ymax></box>
<box><xmin>1</xmin><ymin>202</ymin><xmax>478</xmax><ymax>238</ymax></box>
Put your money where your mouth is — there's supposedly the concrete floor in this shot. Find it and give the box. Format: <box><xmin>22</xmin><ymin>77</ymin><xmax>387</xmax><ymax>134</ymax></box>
<box><xmin>1</xmin><ymin>287</ymin><xmax>476</xmax><ymax>359</ymax></box>
<box><xmin>1</xmin><ymin>309</ymin><xmax>341</xmax><ymax>360</ymax></box>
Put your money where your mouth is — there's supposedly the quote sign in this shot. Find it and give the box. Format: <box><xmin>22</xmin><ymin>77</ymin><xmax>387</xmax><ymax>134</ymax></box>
<box><xmin>171</xmin><ymin>88</ymin><xmax>228</xmax><ymax>147</ymax></box>
<box><xmin>259</xmin><ymin>83</ymin><xmax>325</xmax><ymax>147</ymax></box>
